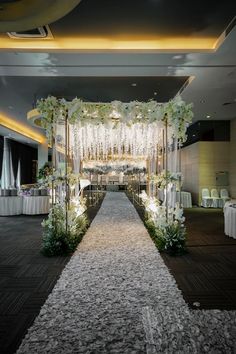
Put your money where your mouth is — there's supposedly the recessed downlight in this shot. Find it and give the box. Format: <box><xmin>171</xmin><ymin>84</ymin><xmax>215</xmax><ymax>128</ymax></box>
<box><xmin>131</xmin><ymin>83</ymin><xmax>137</xmax><ymax>87</ymax></box>
<box><xmin>154</xmin><ymin>92</ymin><xmax>157</xmax><ymax>96</ymax></box>
<box><xmin>206</xmin><ymin>115</ymin><xmax>211</xmax><ymax>118</ymax></box>
<box><xmin>173</xmin><ymin>55</ymin><xmax>182</xmax><ymax>60</ymax></box>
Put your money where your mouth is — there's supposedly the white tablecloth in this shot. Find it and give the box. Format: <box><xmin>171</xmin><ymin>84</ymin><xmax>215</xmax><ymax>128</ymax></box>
<box><xmin>176</xmin><ymin>191</ymin><xmax>192</xmax><ymax>208</ymax></box>
<box><xmin>224</xmin><ymin>199</ymin><xmax>236</xmax><ymax>210</ymax></box>
<box><xmin>158</xmin><ymin>190</ymin><xmax>192</xmax><ymax>208</ymax></box>
<box><xmin>224</xmin><ymin>204</ymin><xmax>236</xmax><ymax>239</ymax></box>
<box><xmin>0</xmin><ymin>196</ymin><xmax>23</xmax><ymax>216</ymax></box>
<box><xmin>23</xmin><ymin>196</ymin><xmax>50</xmax><ymax>215</ymax></box>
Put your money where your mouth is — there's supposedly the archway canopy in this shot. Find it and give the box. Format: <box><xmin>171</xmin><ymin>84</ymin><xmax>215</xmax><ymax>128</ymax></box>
<box><xmin>36</xmin><ymin>95</ymin><xmax>193</xmax><ymax>160</ymax></box>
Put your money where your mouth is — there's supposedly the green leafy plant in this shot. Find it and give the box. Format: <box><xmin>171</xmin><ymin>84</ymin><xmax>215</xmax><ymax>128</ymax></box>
<box><xmin>145</xmin><ymin>216</ymin><xmax>187</xmax><ymax>256</ymax></box>
<box><xmin>41</xmin><ymin>203</ymin><xmax>88</xmax><ymax>256</ymax></box>
<box><xmin>156</xmin><ymin>222</ymin><xmax>186</xmax><ymax>255</ymax></box>
<box><xmin>38</xmin><ymin>162</ymin><xmax>53</xmax><ymax>181</ymax></box>
<box><xmin>140</xmin><ymin>192</ymin><xmax>187</xmax><ymax>256</ymax></box>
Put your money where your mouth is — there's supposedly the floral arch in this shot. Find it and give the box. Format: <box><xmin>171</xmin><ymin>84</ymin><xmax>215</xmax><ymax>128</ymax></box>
<box><xmin>36</xmin><ymin>95</ymin><xmax>193</xmax><ymax>255</ymax></box>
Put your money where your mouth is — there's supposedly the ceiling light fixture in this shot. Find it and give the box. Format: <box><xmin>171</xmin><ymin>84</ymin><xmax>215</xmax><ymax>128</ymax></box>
<box><xmin>173</xmin><ymin>55</ymin><xmax>182</xmax><ymax>60</ymax></box>
<box><xmin>206</xmin><ymin>115</ymin><xmax>211</xmax><ymax>118</ymax></box>
<box><xmin>154</xmin><ymin>92</ymin><xmax>157</xmax><ymax>96</ymax></box>
<box><xmin>131</xmin><ymin>83</ymin><xmax>137</xmax><ymax>87</ymax></box>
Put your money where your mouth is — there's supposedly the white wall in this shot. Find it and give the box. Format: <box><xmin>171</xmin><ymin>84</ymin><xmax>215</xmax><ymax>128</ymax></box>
<box><xmin>199</xmin><ymin>142</ymin><xmax>230</xmax><ymax>204</ymax></box>
<box><xmin>181</xmin><ymin>142</ymin><xmax>199</xmax><ymax>205</ymax></box>
<box><xmin>181</xmin><ymin>141</ymin><xmax>230</xmax><ymax>205</ymax></box>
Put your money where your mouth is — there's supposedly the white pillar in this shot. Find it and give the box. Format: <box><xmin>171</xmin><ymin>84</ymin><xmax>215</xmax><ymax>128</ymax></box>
<box><xmin>38</xmin><ymin>140</ymin><xmax>48</xmax><ymax>169</ymax></box>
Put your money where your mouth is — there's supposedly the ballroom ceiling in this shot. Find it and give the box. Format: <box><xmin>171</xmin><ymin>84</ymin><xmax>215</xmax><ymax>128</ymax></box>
<box><xmin>0</xmin><ymin>1</ymin><xmax>235</xmax><ymax>145</ymax></box>
<box><xmin>0</xmin><ymin>76</ymin><xmax>188</xmax><ymax>103</ymax></box>
<box><xmin>0</xmin><ymin>0</ymin><xmax>235</xmax><ymax>50</ymax></box>
<box><xmin>54</xmin><ymin>0</ymin><xmax>234</xmax><ymax>36</ymax></box>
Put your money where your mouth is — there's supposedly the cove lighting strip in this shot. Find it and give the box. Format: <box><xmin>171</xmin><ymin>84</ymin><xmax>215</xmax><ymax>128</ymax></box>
<box><xmin>0</xmin><ymin>113</ymin><xmax>46</xmax><ymax>144</ymax></box>
<box><xmin>0</xmin><ymin>36</ymin><xmax>218</xmax><ymax>51</ymax></box>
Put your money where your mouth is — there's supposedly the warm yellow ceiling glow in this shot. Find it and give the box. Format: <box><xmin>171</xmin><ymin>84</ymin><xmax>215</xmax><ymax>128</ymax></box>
<box><xmin>27</xmin><ymin>108</ymin><xmax>42</xmax><ymax>128</ymax></box>
<box><xmin>0</xmin><ymin>112</ymin><xmax>46</xmax><ymax>144</ymax></box>
<box><xmin>0</xmin><ymin>35</ymin><xmax>218</xmax><ymax>51</ymax></box>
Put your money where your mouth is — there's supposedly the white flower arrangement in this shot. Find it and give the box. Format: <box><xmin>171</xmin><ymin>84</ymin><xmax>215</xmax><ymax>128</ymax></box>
<box><xmin>41</xmin><ymin>197</ymin><xmax>88</xmax><ymax>256</ymax></box>
<box><xmin>151</xmin><ymin>170</ymin><xmax>182</xmax><ymax>190</ymax></box>
<box><xmin>37</xmin><ymin>95</ymin><xmax>193</xmax><ymax>142</ymax></box>
<box><xmin>140</xmin><ymin>192</ymin><xmax>185</xmax><ymax>226</ymax></box>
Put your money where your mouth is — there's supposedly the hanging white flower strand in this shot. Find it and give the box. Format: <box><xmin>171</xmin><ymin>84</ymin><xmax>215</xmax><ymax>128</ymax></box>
<box><xmin>37</xmin><ymin>95</ymin><xmax>193</xmax><ymax>144</ymax></box>
<box><xmin>70</xmin><ymin>122</ymin><xmax>163</xmax><ymax>160</ymax></box>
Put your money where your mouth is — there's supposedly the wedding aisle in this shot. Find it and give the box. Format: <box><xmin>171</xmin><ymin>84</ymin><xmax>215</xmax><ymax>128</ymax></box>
<box><xmin>17</xmin><ymin>193</ymin><xmax>236</xmax><ymax>354</ymax></box>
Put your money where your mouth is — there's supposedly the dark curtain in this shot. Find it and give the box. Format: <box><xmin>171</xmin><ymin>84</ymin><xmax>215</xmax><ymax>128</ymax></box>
<box><xmin>0</xmin><ymin>136</ymin><xmax>3</xmax><ymax>179</ymax></box>
<box><xmin>8</xmin><ymin>139</ymin><xmax>19</xmax><ymax>181</ymax></box>
<box><xmin>8</xmin><ymin>139</ymin><xmax>37</xmax><ymax>185</ymax></box>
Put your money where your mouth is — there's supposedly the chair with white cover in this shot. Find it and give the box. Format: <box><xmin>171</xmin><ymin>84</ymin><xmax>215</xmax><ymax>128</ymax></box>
<box><xmin>211</xmin><ymin>188</ymin><xmax>221</xmax><ymax>208</ymax></box>
<box><xmin>220</xmin><ymin>188</ymin><xmax>230</xmax><ymax>208</ymax></box>
<box><xmin>201</xmin><ymin>188</ymin><xmax>213</xmax><ymax>207</ymax></box>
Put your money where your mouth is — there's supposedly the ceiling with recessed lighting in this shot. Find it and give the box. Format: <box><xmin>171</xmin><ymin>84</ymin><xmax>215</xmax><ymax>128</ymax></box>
<box><xmin>0</xmin><ymin>76</ymin><xmax>188</xmax><ymax>103</ymax></box>
<box><xmin>0</xmin><ymin>1</ymin><xmax>236</xmax><ymax>145</ymax></box>
<box><xmin>0</xmin><ymin>0</ymin><xmax>235</xmax><ymax>50</ymax></box>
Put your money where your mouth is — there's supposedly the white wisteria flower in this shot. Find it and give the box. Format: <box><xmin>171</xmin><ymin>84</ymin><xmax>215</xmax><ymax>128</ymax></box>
<box><xmin>36</xmin><ymin>95</ymin><xmax>193</xmax><ymax>143</ymax></box>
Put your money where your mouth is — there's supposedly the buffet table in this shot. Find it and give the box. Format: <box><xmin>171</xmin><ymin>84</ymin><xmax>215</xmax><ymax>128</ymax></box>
<box><xmin>22</xmin><ymin>196</ymin><xmax>50</xmax><ymax>215</ymax></box>
<box><xmin>0</xmin><ymin>196</ymin><xmax>23</xmax><ymax>216</ymax></box>
<box><xmin>224</xmin><ymin>204</ymin><xmax>236</xmax><ymax>239</ymax></box>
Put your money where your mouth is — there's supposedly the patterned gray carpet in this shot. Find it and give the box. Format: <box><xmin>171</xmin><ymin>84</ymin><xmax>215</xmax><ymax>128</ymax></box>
<box><xmin>17</xmin><ymin>193</ymin><xmax>236</xmax><ymax>353</ymax></box>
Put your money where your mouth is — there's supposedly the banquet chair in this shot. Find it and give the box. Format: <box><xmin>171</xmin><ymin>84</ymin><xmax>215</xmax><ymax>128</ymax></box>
<box><xmin>201</xmin><ymin>188</ymin><xmax>213</xmax><ymax>208</ymax></box>
<box><xmin>211</xmin><ymin>188</ymin><xmax>221</xmax><ymax>208</ymax></box>
<box><xmin>220</xmin><ymin>189</ymin><xmax>230</xmax><ymax>208</ymax></box>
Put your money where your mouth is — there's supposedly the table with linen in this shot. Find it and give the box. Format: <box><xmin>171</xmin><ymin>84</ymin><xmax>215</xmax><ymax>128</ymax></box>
<box><xmin>22</xmin><ymin>196</ymin><xmax>50</xmax><ymax>215</ymax></box>
<box><xmin>224</xmin><ymin>199</ymin><xmax>236</xmax><ymax>210</ymax></box>
<box><xmin>158</xmin><ymin>190</ymin><xmax>192</xmax><ymax>208</ymax></box>
<box><xmin>176</xmin><ymin>191</ymin><xmax>192</xmax><ymax>208</ymax></box>
<box><xmin>224</xmin><ymin>202</ymin><xmax>236</xmax><ymax>239</ymax></box>
<box><xmin>0</xmin><ymin>196</ymin><xmax>23</xmax><ymax>216</ymax></box>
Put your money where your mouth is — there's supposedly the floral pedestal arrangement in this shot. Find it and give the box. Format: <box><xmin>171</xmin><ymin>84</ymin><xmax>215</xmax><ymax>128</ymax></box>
<box><xmin>140</xmin><ymin>190</ymin><xmax>187</xmax><ymax>256</ymax></box>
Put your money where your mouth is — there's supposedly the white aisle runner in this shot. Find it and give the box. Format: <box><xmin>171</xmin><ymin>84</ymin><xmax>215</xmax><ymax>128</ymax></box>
<box><xmin>17</xmin><ymin>193</ymin><xmax>236</xmax><ymax>354</ymax></box>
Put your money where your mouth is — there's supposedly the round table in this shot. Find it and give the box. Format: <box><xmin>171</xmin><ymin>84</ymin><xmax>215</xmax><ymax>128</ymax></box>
<box><xmin>158</xmin><ymin>189</ymin><xmax>192</xmax><ymax>208</ymax></box>
<box><xmin>23</xmin><ymin>196</ymin><xmax>50</xmax><ymax>215</ymax></box>
<box><xmin>224</xmin><ymin>199</ymin><xmax>236</xmax><ymax>210</ymax></box>
<box><xmin>224</xmin><ymin>203</ymin><xmax>236</xmax><ymax>239</ymax></box>
<box><xmin>0</xmin><ymin>196</ymin><xmax>23</xmax><ymax>216</ymax></box>
<box><xmin>176</xmin><ymin>191</ymin><xmax>192</xmax><ymax>208</ymax></box>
